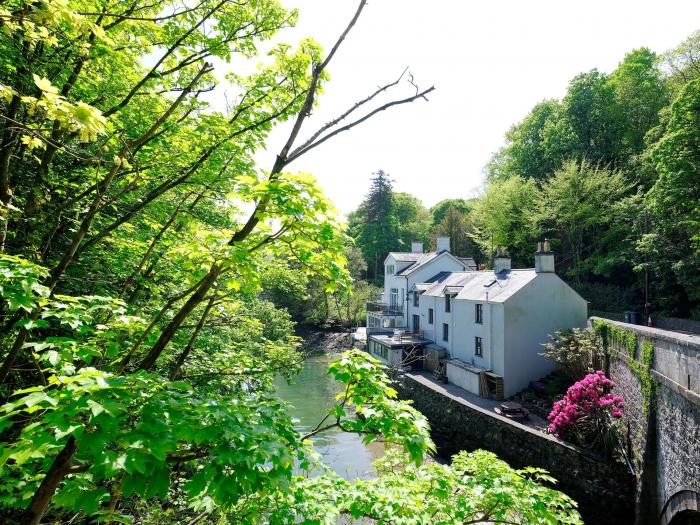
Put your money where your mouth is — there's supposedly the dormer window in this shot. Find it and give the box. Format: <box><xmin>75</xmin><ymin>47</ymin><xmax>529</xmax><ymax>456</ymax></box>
<box><xmin>386</xmin><ymin>264</ymin><xmax>395</xmax><ymax>275</ymax></box>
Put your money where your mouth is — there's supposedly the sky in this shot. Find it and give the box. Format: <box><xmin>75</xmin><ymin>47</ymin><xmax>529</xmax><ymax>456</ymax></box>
<box><xmin>241</xmin><ymin>0</ymin><xmax>700</xmax><ymax>216</ymax></box>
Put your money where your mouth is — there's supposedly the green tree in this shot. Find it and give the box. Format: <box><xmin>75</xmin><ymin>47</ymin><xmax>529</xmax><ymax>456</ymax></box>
<box><xmin>432</xmin><ymin>205</ymin><xmax>481</xmax><ymax>260</ymax></box>
<box><xmin>393</xmin><ymin>192</ymin><xmax>431</xmax><ymax>251</ymax></box>
<box><xmin>470</xmin><ymin>176</ymin><xmax>539</xmax><ymax>266</ymax></box>
<box><xmin>647</xmin><ymin>78</ymin><xmax>700</xmax><ymax>312</ymax></box>
<box><xmin>608</xmin><ymin>48</ymin><xmax>668</xmax><ymax>163</ymax></box>
<box><xmin>537</xmin><ymin>160</ymin><xmax>630</xmax><ymax>283</ymax></box>
<box><xmin>350</xmin><ymin>170</ymin><xmax>399</xmax><ymax>283</ymax></box>
<box><xmin>430</xmin><ymin>198</ymin><xmax>472</xmax><ymax>225</ymax></box>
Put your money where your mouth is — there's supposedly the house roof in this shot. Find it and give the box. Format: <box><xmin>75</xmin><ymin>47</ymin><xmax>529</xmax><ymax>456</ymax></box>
<box><xmin>419</xmin><ymin>269</ymin><xmax>538</xmax><ymax>303</ymax></box>
<box><xmin>388</xmin><ymin>252</ymin><xmax>425</xmax><ymax>263</ymax></box>
<box><xmin>457</xmin><ymin>257</ymin><xmax>477</xmax><ymax>271</ymax></box>
<box><xmin>394</xmin><ymin>252</ymin><xmax>439</xmax><ymax>275</ymax></box>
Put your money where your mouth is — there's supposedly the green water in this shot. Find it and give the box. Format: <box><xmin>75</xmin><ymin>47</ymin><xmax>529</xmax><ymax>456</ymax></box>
<box><xmin>273</xmin><ymin>353</ymin><xmax>385</xmax><ymax>479</ymax></box>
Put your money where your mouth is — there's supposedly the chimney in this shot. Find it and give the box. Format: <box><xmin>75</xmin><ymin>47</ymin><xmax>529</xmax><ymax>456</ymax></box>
<box><xmin>411</xmin><ymin>241</ymin><xmax>424</xmax><ymax>253</ymax></box>
<box><xmin>493</xmin><ymin>247</ymin><xmax>511</xmax><ymax>274</ymax></box>
<box><xmin>535</xmin><ymin>240</ymin><xmax>555</xmax><ymax>273</ymax></box>
<box><xmin>436</xmin><ymin>236</ymin><xmax>451</xmax><ymax>253</ymax></box>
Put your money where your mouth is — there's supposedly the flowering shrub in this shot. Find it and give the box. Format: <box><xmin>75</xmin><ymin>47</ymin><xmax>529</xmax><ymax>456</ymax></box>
<box><xmin>548</xmin><ymin>371</ymin><xmax>624</xmax><ymax>453</ymax></box>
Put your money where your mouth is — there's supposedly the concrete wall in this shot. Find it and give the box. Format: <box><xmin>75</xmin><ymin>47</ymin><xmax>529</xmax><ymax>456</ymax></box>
<box><xmin>445</xmin><ymin>360</ymin><xmax>481</xmax><ymax>394</ymax></box>
<box><xmin>395</xmin><ymin>373</ymin><xmax>635</xmax><ymax>524</ymax></box>
<box><xmin>502</xmin><ymin>274</ymin><xmax>587</xmax><ymax>397</ymax></box>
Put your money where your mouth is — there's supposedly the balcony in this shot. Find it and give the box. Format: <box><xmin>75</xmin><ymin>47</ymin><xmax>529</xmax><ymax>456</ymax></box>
<box><xmin>367</xmin><ymin>301</ymin><xmax>404</xmax><ymax>315</ymax></box>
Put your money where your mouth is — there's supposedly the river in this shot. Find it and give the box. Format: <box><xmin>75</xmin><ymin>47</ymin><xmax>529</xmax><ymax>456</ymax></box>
<box><xmin>273</xmin><ymin>352</ymin><xmax>385</xmax><ymax>479</ymax></box>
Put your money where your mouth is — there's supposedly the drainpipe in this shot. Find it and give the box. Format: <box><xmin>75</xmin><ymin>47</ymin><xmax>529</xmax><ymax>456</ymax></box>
<box><xmin>486</xmin><ymin>290</ymin><xmax>493</xmax><ymax>371</ymax></box>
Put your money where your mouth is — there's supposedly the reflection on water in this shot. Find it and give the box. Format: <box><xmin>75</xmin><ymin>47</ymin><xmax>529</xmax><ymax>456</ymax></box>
<box><xmin>273</xmin><ymin>353</ymin><xmax>385</xmax><ymax>479</ymax></box>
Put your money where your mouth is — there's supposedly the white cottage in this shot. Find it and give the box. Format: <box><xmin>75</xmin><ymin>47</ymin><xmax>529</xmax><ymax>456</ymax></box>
<box><xmin>366</xmin><ymin>240</ymin><xmax>587</xmax><ymax>399</ymax></box>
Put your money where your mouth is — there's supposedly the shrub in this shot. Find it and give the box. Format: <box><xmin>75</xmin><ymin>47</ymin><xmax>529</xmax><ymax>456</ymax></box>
<box><xmin>548</xmin><ymin>371</ymin><xmax>624</xmax><ymax>454</ymax></box>
<box><xmin>540</xmin><ymin>328</ymin><xmax>596</xmax><ymax>382</ymax></box>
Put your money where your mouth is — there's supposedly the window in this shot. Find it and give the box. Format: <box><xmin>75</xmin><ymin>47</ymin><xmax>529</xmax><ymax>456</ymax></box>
<box><xmin>444</xmin><ymin>295</ymin><xmax>451</xmax><ymax>313</ymax></box>
<box><xmin>428</xmin><ymin>308</ymin><xmax>434</xmax><ymax>324</ymax></box>
<box><xmin>386</xmin><ymin>264</ymin><xmax>395</xmax><ymax>275</ymax></box>
<box><xmin>390</xmin><ymin>288</ymin><xmax>399</xmax><ymax>307</ymax></box>
<box><xmin>442</xmin><ymin>323</ymin><xmax>449</xmax><ymax>342</ymax></box>
<box><xmin>475</xmin><ymin>303</ymin><xmax>483</xmax><ymax>324</ymax></box>
<box><xmin>413</xmin><ymin>292</ymin><xmax>419</xmax><ymax>307</ymax></box>
<box><xmin>475</xmin><ymin>336</ymin><xmax>483</xmax><ymax>357</ymax></box>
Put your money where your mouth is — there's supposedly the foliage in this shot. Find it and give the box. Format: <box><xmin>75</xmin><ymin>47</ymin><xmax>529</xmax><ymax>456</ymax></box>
<box><xmin>240</xmin><ymin>449</ymin><xmax>582</xmax><ymax>524</ymax></box>
<box><xmin>432</xmin><ymin>205</ymin><xmax>482</xmax><ymax>260</ymax></box>
<box><xmin>647</xmin><ymin>78</ymin><xmax>700</xmax><ymax>307</ymax></box>
<box><xmin>540</xmin><ymin>328</ymin><xmax>596</xmax><ymax>382</ymax></box>
<box><xmin>470</xmin><ymin>176</ymin><xmax>539</xmax><ymax>265</ymax></box>
<box><xmin>548</xmin><ymin>371</ymin><xmax>624</xmax><ymax>455</ymax></box>
<box><xmin>430</xmin><ymin>198</ymin><xmax>472</xmax><ymax>225</ymax></box>
<box><xmin>349</xmin><ymin>170</ymin><xmax>399</xmax><ymax>284</ymax></box>
<box><xmin>536</xmin><ymin>160</ymin><xmax>631</xmax><ymax>283</ymax></box>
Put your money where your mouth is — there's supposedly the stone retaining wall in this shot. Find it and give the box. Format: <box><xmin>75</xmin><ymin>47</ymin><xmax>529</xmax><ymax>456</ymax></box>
<box><xmin>591</xmin><ymin>318</ymin><xmax>700</xmax><ymax>525</ymax></box>
<box><xmin>395</xmin><ymin>373</ymin><xmax>635</xmax><ymax>524</ymax></box>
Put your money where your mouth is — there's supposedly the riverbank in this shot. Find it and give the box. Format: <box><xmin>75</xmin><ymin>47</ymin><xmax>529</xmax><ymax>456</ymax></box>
<box><xmin>296</xmin><ymin>327</ymin><xmax>353</xmax><ymax>354</ymax></box>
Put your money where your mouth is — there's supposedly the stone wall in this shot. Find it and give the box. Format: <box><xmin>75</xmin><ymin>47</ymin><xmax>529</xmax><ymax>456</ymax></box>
<box><xmin>591</xmin><ymin>318</ymin><xmax>700</xmax><ymax>525</ymax></box>
<box><xmin>395</xmin><ymin>373</ymin><xmax>635</xmax><ymax>525</ymax></box>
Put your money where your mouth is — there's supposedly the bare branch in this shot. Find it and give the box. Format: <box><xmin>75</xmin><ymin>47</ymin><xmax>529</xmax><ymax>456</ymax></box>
<box><xmin>286</xmin><ymin>85</ymin><xmax>435</xmax><ymax>165</ymax></box>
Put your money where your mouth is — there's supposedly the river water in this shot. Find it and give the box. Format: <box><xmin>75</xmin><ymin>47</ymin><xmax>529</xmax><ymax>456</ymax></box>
<box><xmin>273</xmin><ymin>353</ymin><xmax>385</xmax><ymax>479</ymax></box>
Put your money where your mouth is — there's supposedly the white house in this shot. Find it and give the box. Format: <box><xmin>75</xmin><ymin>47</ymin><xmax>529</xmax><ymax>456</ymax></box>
<box><xmin>367</xmin><ymin>237</ymin><xmax>476</xmax><ymax>331</ymax></box>
<box><xmin>366</xmin><ymin>240</ymin><xmax>588</xmax><ymax>399</ymax></box>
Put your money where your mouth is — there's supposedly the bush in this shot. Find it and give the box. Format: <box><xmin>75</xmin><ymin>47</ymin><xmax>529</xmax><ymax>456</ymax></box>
<box><xmin>548</xmin><ymin>371</ymin><xmax>624</xmax><ymax>455</ymax></box>
<box><xmin>540</xmin><ymin>328</ymin><xmax>596</xmax><ymax>382</ymax></box>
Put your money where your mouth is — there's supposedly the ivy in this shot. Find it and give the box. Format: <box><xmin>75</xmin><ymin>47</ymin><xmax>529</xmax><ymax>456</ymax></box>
<box><xmin>591</xmin><ymin>318</ymin><xmax>636</xmax><ymax>358</ymax></box>
<box><xmin>593</xmin><ymin>319</ymin><xmax>656</xmax><ymax>416</ymax></box>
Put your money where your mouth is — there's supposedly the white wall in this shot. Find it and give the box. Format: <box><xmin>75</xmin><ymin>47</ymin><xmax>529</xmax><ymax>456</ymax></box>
<box><xmin>404</xmin><ymin>253</ymin><xmax>466</xmax><ymax>339</ymax></box>
<box><xmin>446</xmin><ymin>361</ymin><xmax>481</xmax><ymax>395</ymax></box>
<box><xmin>451</xmin><ymin>299</ymin><xmax>505</xmax><ymax>375</ymax></box>
<box><xmin>502</xmin><ymin>274</ymin><xmax>587</xmax><ymax>397</ymax></box>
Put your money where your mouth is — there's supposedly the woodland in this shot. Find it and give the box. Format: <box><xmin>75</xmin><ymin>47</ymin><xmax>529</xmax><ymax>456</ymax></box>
<box><xmin>345</xmin><ymin>31</ymin><xmax>700</xmax><ymax>322</ymax></box>
<box><xmin>0</xmin><ymin>0</ymin><xmax>584</xmax><ymax>524</ymax></box>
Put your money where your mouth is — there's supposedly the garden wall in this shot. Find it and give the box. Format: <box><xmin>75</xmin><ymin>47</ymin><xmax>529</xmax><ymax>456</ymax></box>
<box><xmin>395</xmin><ymin>373</ymin><xmax>635</xmax><ymax>524</ymax></box>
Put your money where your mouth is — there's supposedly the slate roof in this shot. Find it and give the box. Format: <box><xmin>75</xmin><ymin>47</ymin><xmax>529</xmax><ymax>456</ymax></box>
<box><xmin>419</xmin><ymin>269</ymin><xmax>538</xmax><ymax>303</ymax></box>
<box><xmin>457</xmin><ymin>257</ymin><xmax>478</xmax><ymax>271</ymax></box>
<box><xmin>395</xmin><ymin>252</ymin><xmax>439</xmax><ymax>275</ymax></box>
<box><xmin>388</xmin><ymin>252</ymin><xmax>425</xmax><ymax>263</ymax></box>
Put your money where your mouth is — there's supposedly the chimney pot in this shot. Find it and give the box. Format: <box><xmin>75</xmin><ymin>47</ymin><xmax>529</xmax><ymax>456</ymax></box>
<box><xmin>535</xmin><ymin>241</ymin><xmax>555</xmax><ymax>273</ymax></box>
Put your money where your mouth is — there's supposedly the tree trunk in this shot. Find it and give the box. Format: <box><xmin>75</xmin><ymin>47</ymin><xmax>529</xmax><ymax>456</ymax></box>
<box><xmin>138</xmin><ymin>265</ymin><xmax>222</xmax><ymax>371</ymax></box>
<box><xmin>169</xmin><ymin>295</ymin><xmax>215</xmax><ymax>380</ymax></box>
<box><xmin>21</xmin><ymin>436</ymin><xmax>77</xmax><ymax>525</ymax></box>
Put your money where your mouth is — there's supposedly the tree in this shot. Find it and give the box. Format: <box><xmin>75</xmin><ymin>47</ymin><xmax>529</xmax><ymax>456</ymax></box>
<box><xmin>608</xmin><ymin>48</ymin><xmax>668</xmax><ymax>164</ymax></box>
<box><xmin>470</xmin><ymin>176</ymin><xmax>539</xmax><ymax>266</ymax></box>
<box><xmin>393</xmin><ymin>192</ymin><xmax>431</xmax><ymax>251</ymax></box>
<box><xmin>537</xmin><ymin>160</ymin><xmax>630</xmax><ymax>283</ymax></box>
<box><xmin>0</xmin><ymin>1</ymin><xmax>442</xmax><ymax>521</ymax></box>
<box><xmin>647</xmin><ymin>78</ymin><xmax>700</xmax><ymax>311</ymax></box>
<box><xmin>430</xmin><ymin>198</ymin><xmax>472</xmax><ymax>225</ymax></box>
<box><xmin>487</xmin><ymin>100</ymin><xmax>566</xmax><ymax>182</ymax></box>
<box><xmin>351</xmin><ymin>170</ymin><xmax>399</xmax><ymax>283</ymax></box>
<box><xmin>659</xmin><ymin>30</ymin><xmax>700</xmax><ymax>95</ymax></box>
<box><xmin>432</xmin><ymin>205</ymin><xmax>481</xmax><ymax>259</ymax></box>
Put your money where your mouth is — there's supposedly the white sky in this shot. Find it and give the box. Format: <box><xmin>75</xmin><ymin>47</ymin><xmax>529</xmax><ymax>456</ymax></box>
<box><xmin>245</xmin><ymin>0</ymin><xmax>700</xmax><ymax>216</ymax></box>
